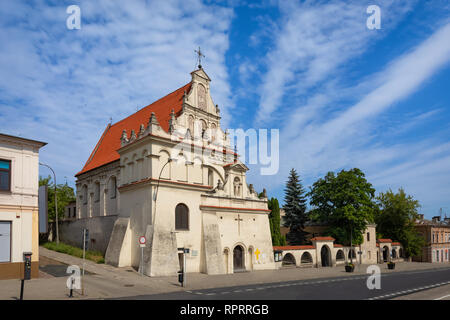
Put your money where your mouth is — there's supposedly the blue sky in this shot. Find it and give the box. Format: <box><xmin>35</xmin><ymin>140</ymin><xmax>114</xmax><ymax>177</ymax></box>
<box><xmin>0</xmin><ymin>0</ymin><xmax>449</xmax><ymax>218</ymax></box>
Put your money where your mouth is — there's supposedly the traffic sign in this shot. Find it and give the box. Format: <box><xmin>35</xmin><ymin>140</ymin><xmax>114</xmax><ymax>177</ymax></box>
<box><xmin>139</xmin><ymin>236</ymin><xmax>146</xmax><ymax>247</ymax></box>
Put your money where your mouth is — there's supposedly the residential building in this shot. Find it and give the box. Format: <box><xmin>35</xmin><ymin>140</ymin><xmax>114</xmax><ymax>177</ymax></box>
<box><xmin>414</xmin><ymin>215</ymin><xmax>450</xmax><ymax>263</ymax></box>
<box><xmin>0</xmin><ymin>133</ymin><xmax>46</xmax><ymax>279</ymax></box>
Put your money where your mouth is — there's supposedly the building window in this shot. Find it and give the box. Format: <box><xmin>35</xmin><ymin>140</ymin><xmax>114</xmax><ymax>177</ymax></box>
<box><xmin>175</xmin><ymin>203</ymin><xmax>189</xmax><ymax>230</ymax></box>
<box><xmin>0</xmin><ymin>159</ymin><xmax>11</xmax><ymax>191</ymax></box>
<box><xmin>367</xmin><ymin>232</ymin><xmax>370</xmax><ymax>242</ymax></box>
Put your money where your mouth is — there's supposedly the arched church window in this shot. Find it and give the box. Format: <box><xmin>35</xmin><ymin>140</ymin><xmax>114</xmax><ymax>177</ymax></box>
<box><xmin>233</xmin><ymin>177</ymin><xmax>241</xmax><ymax>197</ymax></box>
<box><xmin>175</xmin><ymin>203</ymin><xmax>189</xmax><ymax>230</ymax></box>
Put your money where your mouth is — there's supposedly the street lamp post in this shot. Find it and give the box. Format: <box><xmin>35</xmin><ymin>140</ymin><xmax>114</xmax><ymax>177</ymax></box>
<box><xmin>152</xmin><ymin>158</ymin><xmax>172</xmax><ymax>225</ymax></box>
<box><xmin>39</xmin><ymin>162</ymin><xmax>59</xmax><ymax>244</ymax></box>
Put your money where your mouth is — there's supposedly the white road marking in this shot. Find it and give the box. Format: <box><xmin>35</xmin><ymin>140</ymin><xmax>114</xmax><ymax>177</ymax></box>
<box><xmin>368</xmin><ymin>280</ymin><xmax>450</xmax><ymax>300</ymax></box>
<box><xmin>434</xmin><ymin>294</ymin><xmax>450</xmax><ymax>300</ymax></box>
<box><xmin>185</xmin><ymin>268</ymin><xmax>450</xmax><ymax>298</ymax></box>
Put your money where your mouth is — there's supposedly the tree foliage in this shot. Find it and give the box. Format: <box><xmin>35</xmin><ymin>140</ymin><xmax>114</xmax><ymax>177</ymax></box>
<box><xmin>283</xmin><ymin>168</ymin><xmax>309</xmax><ymax>245</ymax></box>
<box><xmin>39</xmin><ymin>175</ymin><xmax>76</xmax><ymax>222</ymax></box>
<box><xmin>268</xmin><ymin>197</ymin><xmax>283</xmax><ymax>246</ymax></box>
<box><xmin>308</xmin><ymin>168</ymin><xmax>377</xmax><ymax>246</ymax></box>
<box><xmin>375</xmin><ymin>188</ymin><xmax>424</xmax><ymax>257</ymax></box>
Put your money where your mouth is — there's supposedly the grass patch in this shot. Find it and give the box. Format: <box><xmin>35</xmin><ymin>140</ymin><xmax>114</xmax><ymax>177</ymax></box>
<box><xmin>42</xmin><ymin>242</ymin><xmax>105</xmax><ymax>264</ymax></box>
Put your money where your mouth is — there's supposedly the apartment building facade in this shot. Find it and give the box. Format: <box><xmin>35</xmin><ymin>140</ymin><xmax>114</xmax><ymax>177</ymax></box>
<box><xmin>0</xmin><ymin>133</ymin><xmax>46</xmax><ymax>279</ymax></box>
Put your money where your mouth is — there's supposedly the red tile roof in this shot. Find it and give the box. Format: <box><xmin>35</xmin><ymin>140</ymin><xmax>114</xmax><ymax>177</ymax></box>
<box><xmin>392</xmin><ymin>242</ymin><xmax>401</xmax><ymax>246</ymax></box>
<box><xmin>311</xmin><ymin>236</ymin><xmax>335</xmax><ymax>241</ymax></box>
<box><xmin>76</xmin><ymin>83</ymin><xmax>192</xmax><ymax>176</ymax></box>
<box><xmin>334</xmin><ymin>244</ymin><xmax>343</xmax><ymax>248</ymax></box>
<box><xmin>377</xmin><ymin>239</ymin><xmax>393</xmax><ymax>243</ymax></box>
<box><xmin>273</xmin><ymin>245</ymin><xmax>315</xmax><ymax>251</ymax></box>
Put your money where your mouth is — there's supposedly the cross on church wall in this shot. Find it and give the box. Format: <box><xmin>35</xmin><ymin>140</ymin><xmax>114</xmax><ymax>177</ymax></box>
<box><xmin>235</xmin><ymin>214</ymin><xmax>243</xmax><ymax>235</ymax></box>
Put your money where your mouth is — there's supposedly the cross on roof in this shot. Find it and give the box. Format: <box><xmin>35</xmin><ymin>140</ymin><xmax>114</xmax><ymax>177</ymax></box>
<box><xmin>195</xmin><ymin>47</ymin><xmax>205</xmax><ymax>69</ymax></box>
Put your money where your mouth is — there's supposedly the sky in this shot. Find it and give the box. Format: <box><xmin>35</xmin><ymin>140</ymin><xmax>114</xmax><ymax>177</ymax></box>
<box><xmin>0</xmin><ymin>0</ymin><xmax>449</xmax><ymax>218</ymax></box>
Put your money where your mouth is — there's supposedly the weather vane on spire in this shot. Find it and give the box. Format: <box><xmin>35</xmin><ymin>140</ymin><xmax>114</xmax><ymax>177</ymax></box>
<box><xmin>195</xmin><ymin>46</ymin><xmax>205</xmax><ymax>69</ymax></box>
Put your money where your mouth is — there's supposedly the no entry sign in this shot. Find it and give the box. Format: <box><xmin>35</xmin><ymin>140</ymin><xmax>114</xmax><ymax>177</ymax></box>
<box><xmin>139</xmin><ymin>236</ymin><xmax>146</xmax><ymax>247</ymax></box>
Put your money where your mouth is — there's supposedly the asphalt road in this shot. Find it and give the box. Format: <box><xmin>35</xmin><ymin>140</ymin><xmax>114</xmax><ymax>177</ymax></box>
<box><xmin>114</xmin><ymin>266</ymin><xmax>450</xmax><ymax>300</ymax></box>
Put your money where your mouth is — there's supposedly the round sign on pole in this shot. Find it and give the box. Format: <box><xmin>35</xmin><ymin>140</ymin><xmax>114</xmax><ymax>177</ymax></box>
<box><xmin>139</xmin><ymin>236</ymin><xmax>146</xmax><ymax>247</ymax></box>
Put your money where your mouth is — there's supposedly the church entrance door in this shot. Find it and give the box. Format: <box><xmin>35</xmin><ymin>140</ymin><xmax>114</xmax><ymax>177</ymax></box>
<box><xmin>233</xmin><ymin>245</ymin><xmax>245</xmax><ymax>272</ymax></box>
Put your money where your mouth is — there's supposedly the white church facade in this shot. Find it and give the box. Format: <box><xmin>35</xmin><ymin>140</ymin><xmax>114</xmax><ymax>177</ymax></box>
<box><xmin>74</xmin><ymin>67</ymin><xmax>276</xmax><ymax>276</ymax></box>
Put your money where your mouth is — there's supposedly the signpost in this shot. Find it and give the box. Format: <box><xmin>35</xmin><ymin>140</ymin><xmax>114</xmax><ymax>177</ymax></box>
<box><xmin>20</xmin><ymin>252</ymin><xmax>32</xmax><ymax>300</ymax></box>
<box><xmin>139</xmin><ymin>236</ymin><xmax>146</xmax><ymax>276</ymax></box>
<box><xmin>177</xmin><ymin>247</ymin><xmax>189</xmax><ymax>287</ymax></box>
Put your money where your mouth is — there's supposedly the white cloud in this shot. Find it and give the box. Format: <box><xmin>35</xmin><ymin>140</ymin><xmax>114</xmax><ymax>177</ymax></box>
<box><xmin>254</xmin><ymin>0</ymin><xmax>417</xmax><ymax>124</ymax></box>
<box><xmin>247</xmin><ymin>16</ymin><xmax>450</xmax><ymax>217</ymax></box>
<box><xmin>0</xmin><ymin>0</ymin><xmax>234</xmax><ymax>185</ymax></box>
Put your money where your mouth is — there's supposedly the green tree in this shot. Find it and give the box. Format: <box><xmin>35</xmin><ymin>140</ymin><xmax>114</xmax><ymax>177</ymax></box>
<box><xmin>39</xmin><ymin>175</ymin><xmax>76</xmax><ymax>222</ymax></box>
<box><xmin>268</xmin><ymin>197</ymin><xmax>283</xmax><ymax>246</ymax></box>
<box><xmin>308</xmin><ymin>168</ymin><xmax>377</xmax><ymax>246</ymax></box>
<box><xmin>283</xmin><ymin>168</ymin><xmax>309</xmax><ymax>245</ymax></box>
<box><xmin>375</xmin><ymin>188</ymin><xmax>424</xmax><ymax>258</ymax></box>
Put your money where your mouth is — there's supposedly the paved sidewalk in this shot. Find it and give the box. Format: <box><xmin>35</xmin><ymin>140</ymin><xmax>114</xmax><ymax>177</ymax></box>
<box><xmin>1</xmin><ymin>247</ymin><xmax>449</xmax><ymax>300</ymax></box>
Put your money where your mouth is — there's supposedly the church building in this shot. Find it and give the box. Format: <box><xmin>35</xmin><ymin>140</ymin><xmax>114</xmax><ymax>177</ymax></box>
<box><xmin>74</xmin><ymin>66</ymin><xmax>276</xmax><ymax>276</ymax></box>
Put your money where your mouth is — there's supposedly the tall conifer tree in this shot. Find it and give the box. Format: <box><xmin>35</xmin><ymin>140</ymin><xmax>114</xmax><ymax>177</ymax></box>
<box><xmin>268</xmin><ymin>197</ymin><xmax>282</xmax><ymax>246</ymax></box>
<box><xmin>283</xmin><ymin>168</ymin><xmax>309</xmax><ymax>245</ymax></box>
